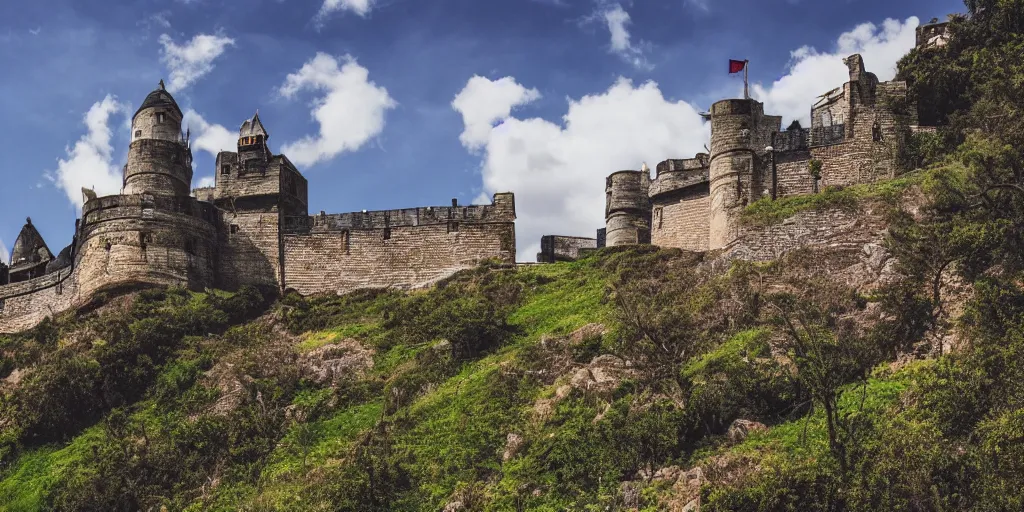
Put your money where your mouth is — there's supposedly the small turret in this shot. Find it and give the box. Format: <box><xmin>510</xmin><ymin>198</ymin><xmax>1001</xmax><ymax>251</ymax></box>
<box><xmin>8</xmin><ymin>217</ymin><xmax>53</xmax><ymax>283</ymax></box>
<box><xmin>123</xmin><ymin>81</ymin><xmax>193</xmax><ymax>196</ymax></box>
<box><xmin>238</xmin><ymin>112</ymin><xmax>271</xmax><ymax>167</ymax></box>
<box><xmin>604</xmin><ymin>170</ymin><xmax>652</xmax><ymax>246</ymax></box>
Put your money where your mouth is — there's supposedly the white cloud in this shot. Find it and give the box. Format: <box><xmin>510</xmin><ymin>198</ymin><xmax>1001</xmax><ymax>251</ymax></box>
<box><xmin>456</xmin><ymin>76</ymin><xmax>709</xmax><ymax>261</ymax></box>
<box><xmin>195</xmin><ymin>176</ymin><xmax>215</xmax><ymax>188</ymax></box>
<box><xmin>452</xmin><ymin>76</ymin><xmax>541</xmax><ymax>151</ymax></box>
<box><xmin>751</xmin><ymin>16</ymin><xmax>920</xmax><ymax>125</ymax></box>
<box><xmin>159</xmin><ymin>33</ymin><xmax>235</xmax><ymax>93</ymax></box>
<box><xmin>47</xmin><ymin>95</ymin><xmax>128</xmax><ymax>209</ymax></box>
<box><xmin>182</xmin><ymin>109</ymin><xmax>236</xmax><ymax>159</ymax></box>
<box><xmin>319</xmin><ymin>0</ymin><xmax>376</xmax><ymax>19</ymax></box>
<box><xmin>278</xmin><ymin>53</ymin><xmax>396</xmax><ymax>168</ymax></box>
<box><xmin>600</xmin><ymin>4</ymin><xmax>651</xmax><ymax>70</ymax></box>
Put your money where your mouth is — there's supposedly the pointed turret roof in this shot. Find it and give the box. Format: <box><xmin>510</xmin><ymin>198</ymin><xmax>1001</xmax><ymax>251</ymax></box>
<box><xmin>239</xmin><ymin>112</ymin><xmax>269</xmax><ymax>139</ymax></box>
<box><xmin>134</xmin><ymin>79</ymin><xmax>182</xmax><ymax>120</ymax></box>
<box><xmin>9</xmin><ymin>218</ymin><xmax>52</xmax><ymax>268</ymax></box>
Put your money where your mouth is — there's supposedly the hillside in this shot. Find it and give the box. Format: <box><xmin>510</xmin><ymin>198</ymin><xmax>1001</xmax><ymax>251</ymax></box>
<box><xmin>4</xmin><ymin>2</ymin><xmax>1024</xmax><ymax>510</ymax></box>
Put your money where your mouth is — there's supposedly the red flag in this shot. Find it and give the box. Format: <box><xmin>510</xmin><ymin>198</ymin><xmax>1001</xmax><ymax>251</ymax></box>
<box><xmin>729</xmin><ymin>59</ymin><xmax>747</xmax><ymax>74</ymax></box>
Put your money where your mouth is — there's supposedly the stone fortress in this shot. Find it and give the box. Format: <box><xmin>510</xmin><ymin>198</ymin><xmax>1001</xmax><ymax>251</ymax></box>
<box><xmin>0</xmin><ymin>81</ymin><xmax>517</xmax><ymax>332</ymax></box>
<box><xmin>2</xmin><ymin>19</ymin><xmax>951</xmax><ymax>332</ymax></box>
<box><xmin>537</xmin><ymin>20</ymin><xmax>949</xmax><ymax>263</ymax></box>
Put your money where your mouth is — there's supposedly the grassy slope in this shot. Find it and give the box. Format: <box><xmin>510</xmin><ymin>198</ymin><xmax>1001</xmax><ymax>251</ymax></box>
<box><xmin>0</xmin><ymin>180</ymin><xmax>997</xmax><ymax>510</ymax></box>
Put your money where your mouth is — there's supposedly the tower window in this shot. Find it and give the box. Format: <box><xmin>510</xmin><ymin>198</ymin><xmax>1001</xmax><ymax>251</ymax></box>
<box><xmin>383</xmin><ymin>228</ymin><xmax>392</xmax><ymax>240</ymax></box>
<box><xmin>230</xmin><ymin>224</ymin><xmax>239</xmax><ymax>234</ymax></box>
<box><xmin>157</xmin><ymin>112</ymin><xmax>166</xmax><ymax>124</ymax></box>
<box><xmin>221</xmin><ymin>164</ymin><xmax>231</xmax><ymax>176</ymax></box>
<box><xmin>448</xmin><ymin>221</ymin><xmax>460</xmax><ymax>233</ymax></box>
<box><xmin>135</xmin><ymin>130</ymin><xmax>142</xmax><ymax>138</ymax></box>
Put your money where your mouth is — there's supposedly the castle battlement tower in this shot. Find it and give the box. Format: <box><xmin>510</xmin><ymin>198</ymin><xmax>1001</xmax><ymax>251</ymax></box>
<box><xmin>604</xmin><ymin>168</ymin><xmax>652</xmax><ymax>247</ymax></box>
<box><xmin>708</xmin><ymin>98</ymin><xmax>781</xmax><ymax>250</ymax></box>
<box><xmin>123</xmin><ymin>80</ymin><xmax>193</xmax><ymax>197</ymax></box>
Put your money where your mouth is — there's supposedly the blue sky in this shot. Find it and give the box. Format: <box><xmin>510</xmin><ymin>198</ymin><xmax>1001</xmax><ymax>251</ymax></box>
<box><xmin>0</xmin><ymin>0</ymin><xmax>963</xmax><ymax>262</ymax></box>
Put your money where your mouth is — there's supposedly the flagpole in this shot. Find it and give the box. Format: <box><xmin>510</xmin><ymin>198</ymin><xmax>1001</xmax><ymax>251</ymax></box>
<box><xmin>744</xmin><ymin>60</ymin><xmax>749</xmax><ymax>100</ymax></box>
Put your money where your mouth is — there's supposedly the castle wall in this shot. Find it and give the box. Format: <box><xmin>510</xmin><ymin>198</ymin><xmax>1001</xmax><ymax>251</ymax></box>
<box><xmin>774</xmin><ymin>150</ymin><xmax>816</xmax><ymax>197</ymax></box>
<box><xmin>651</xmin><ymin>183</ymin><xmax>711</xmax><ymax>252</ymax></box>
<box><xmin>281</xmin><ymin>194</ymin><xmax>516</xmax><ymax>295</ymax></box>
<box><xmin>726</xmin><ymin>201</ymin><xmax>889</xmax><ymax>271</ymax></box>
<box><xmin>0</xmin><ymin>267</ymin><xmax>79</xmax><ymax>333</ymax></box>
<box><xmin>810</xmin><ymin>82</ymin><xmax>909</xmax><ymax>188</ymax></box>
<box><xmin>537</xmin><ymin>235</ymin><xmax>598</xmax><ymax>263</ymax></box>
<box><xmin>75</xmin><ymin>194</ymin><xmax>218</xmax><ymax>297</ymax></box>
<box><xmin>216</xmin><ymin>202</ymin><xmax>282</xmax><ymax>291</ymax></box>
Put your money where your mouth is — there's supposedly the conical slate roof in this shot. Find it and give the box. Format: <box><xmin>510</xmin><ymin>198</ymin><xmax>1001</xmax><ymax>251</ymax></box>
<box><xmin>133</xmin><ymin>80</ymin><xmax>182</xmax><ymax>120</ymax></box>
<box><xmin>10</xmin><ymin>218</ymin><xmax>52</xmax><ymax>268</ymax></box>
<box><xmin>239</xmin><ymin>112</ymin><xmax>269</xmax><ymax>139</ymax></box>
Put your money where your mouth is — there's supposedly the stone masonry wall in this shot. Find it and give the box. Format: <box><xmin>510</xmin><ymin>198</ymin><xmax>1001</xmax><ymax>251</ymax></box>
<box><xmin>537</xmin><ymin>236</ymin><xmax>598</xmax><ymax>263</ymax></box>
<box><xmin>76</xmin><ymin>194</ymin><xmax>218</xmax><ymax>298</ymax></box>
<box><xmin>217</xmin><ymin>205</ymin><xmax>282</xmax><ymax>291</ymax></box>
<box><xmin>283</xmin><ymin>222</ymin><xmax>515</xmax><ymax>295</ymax></box>
<box><xmin>651</xmin><ymin>183</ymin><xmax>710</xmax><ymax>252</ymax></box>
<box><xmin>0</xmin><ymin>267</ymin><xmax>79</xmax><ymax>333</ymax></box>
<box><xmin>727</xmin><ymin>202</ymin><xmax>889</xmax><ymax>263</ymax></box>
<box><xmin>774</xmin><ymin>150</ymin><xmax>816</xmax><ymax>197</ymax></box>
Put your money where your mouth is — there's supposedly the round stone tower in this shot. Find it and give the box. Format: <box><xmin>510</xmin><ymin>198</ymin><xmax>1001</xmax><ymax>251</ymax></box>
<box><xmin>122</xmin><ymin>80</ymin><xmax>193</xmax><ymax>196</ymax></box>
<box><xmin>708</xmin><ymin>98</ymin><xmax>760</xmax><ymax>250</ymax></box>
<box><xmin>604</xmin><ymin>169</ymin><xmax>652</xmax><ymax>247</ymax></box>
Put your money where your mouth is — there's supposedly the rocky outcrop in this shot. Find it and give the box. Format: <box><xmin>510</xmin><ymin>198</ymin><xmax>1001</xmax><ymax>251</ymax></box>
<box><xmin>299</xmin><ymin>338</ymin><xmax>375</xmax><ymax>385</ymax></box>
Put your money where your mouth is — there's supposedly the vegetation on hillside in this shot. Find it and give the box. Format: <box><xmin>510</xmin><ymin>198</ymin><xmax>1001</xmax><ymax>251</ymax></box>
<box><xmin>3</xmin><ymin>1</ymin><xmax>1024</xmax><ymax>510</ymax></box>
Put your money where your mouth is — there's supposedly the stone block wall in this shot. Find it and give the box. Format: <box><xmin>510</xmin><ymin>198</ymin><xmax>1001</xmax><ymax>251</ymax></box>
<box><xmin>537</xmin><ymin>235</ymin><xmax>598</xmax><ymax>263</ymax></box>
<box><xmin>773</xmin><ymin>150</ymin><xmax>816</xmax><ymax>197</ymax></box>
<box><xmin>727</xmin><ymin>202</ymin><xmax>888</xmax><ymax>263</ymax></box>
<box><xmin>217</xmin><ymin>203</ymin><xmax>282</xmax><ymax>291</ymax></box>
<box><xmin>651</xmin><ymin>183</ymin><xmax>711</xmax><ymax>252</ymax></box>
<box><xmin>0</xmin><ymin>267</ymin><xmax>79</xmax><ymax>333</ymax></box>
<box><xmin>282</xmin><ymin>195</ymin><xmax>515</xmax><ymax>295</ymax></box>
<box><xmin>76</xmin><ymin>194</ymin><xmax>218</xmax><ymax>297</ymax></box>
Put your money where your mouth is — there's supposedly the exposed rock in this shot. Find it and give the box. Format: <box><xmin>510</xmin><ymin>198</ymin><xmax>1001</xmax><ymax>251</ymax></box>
<box><xmin>503</xmin><ymin>433</ymin><xmax>524</xmax><ymax>462</ymax></box>
<box><xmin>202</xmin><ymin>362</ymin><xmax>249</xmax><ymax>417</ymax></box>
<box><xmin>2</xmin><ymin>367</ymin><xmax>26</xmax><ymax>387</ymax></box>
<box><xmin>299</xmin><ymin>338</ymin><xmax>375</xmax><ymax>386</ymax></box>
<box><xmin>568</xmin><ymin>323</ymin><xmax>606</xmax><ymax>345</ymax></box>
<box><xmin>442</xmin><ymin>500</ymin><xmax>465</xmax><ymax>512</ymax></box>
<box><xmin>726</xmin><ymin>419</ymin><xmax>768</xmax><ymax>443</ymax></box>
<box><xmin>570</xmin><ymin>355</ymin><xmax>635</xmax><ymax>395</ymax></box>
<box><xmin>432</xmin><ymin>339</ymin><xmax>452</xmax><ymax>354</ymax></box>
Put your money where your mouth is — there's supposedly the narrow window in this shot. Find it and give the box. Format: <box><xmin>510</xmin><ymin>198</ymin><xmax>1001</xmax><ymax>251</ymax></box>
<box><xmin>383</xmin><ymin>228</ymin><xmax>392</xmax><ymax>240</ymax></box>
<box><xmin>157</xmin><ymin>112</ymin><xmax>166</xmax><ymax>124</ymax></box>
<box><xmin>230</xmin><ymin>224</ymin><xmax>239</xmax><ymax>234</ymax></box>
<box><xmin>135</xmin><ymin>130</ymin><xmax>142</xmax><ymax>138</ymax></box>
<box><xmin>0</xmin><ymin>299</ymin><xmax>5</xmax><ymax>312</ymax></box>
<box><xmin>448</xmin><ymin>221</ymin><xmax>460</xmax><ymax>233</ymax></box>
<box><xmin>221</xmin><ymin>165</ymin><xmax>231</xmax><ymax>176</ymax></box>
